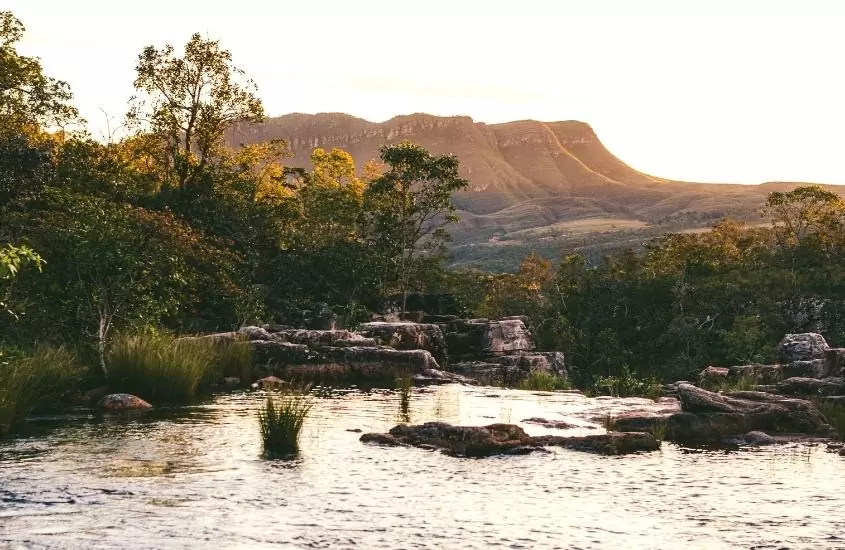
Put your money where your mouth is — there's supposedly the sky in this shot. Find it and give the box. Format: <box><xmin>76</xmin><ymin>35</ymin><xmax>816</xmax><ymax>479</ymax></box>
<box><xmin>8</xmin><ymin>0</ymin><xmax>845</xmax><ymax>184</ymax></box>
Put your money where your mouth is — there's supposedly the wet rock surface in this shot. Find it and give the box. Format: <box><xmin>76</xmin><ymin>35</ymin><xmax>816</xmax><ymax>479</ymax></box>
<box><xmin>359</xmin><ymin>322</ymin><xmax>448</xmax><ymax>367</ymax></box>
<box><xmin>664</xmin><ymin>384</ymin><xmax>835</xmax><ymax>444</ymax></box>
<box><xmin>361</xmin><ymin>421</ymin><xmax>660</xmax><ymax>457</ymax></box>
<box><xmin>96</xmin><ymin>393</ymin><xmax>152</xmax><ymax>411</ymax></box>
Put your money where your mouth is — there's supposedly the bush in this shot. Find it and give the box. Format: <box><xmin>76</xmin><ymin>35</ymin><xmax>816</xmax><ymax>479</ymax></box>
<box><xmin>518</xmin><ymin>370</ymin><xmax>571</xmax><ymax>391</ymax></box>
<box><xmin>589</xmin><ymin>366</ymin><xmax>662</xmax><ymax>399</ymax></box>
<box><xmin>0</xmin><ymin>346</ymin><xmax>84</xmax><ymax>436</ymax></box>
<box><xmin>258</xmin><ymin>389</ymin><xmax>313</xmax><ymax>457</ymax></box>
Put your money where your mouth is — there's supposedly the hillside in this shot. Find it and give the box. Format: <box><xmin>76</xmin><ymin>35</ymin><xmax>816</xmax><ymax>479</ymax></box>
<box><xmin>228</xmin><ymin>113</ymin><xmax>835</xmax><ymax>270</ymax></box>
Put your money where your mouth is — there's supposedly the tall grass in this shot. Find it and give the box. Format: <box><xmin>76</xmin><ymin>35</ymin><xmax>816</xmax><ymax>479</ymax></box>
<box><xmin>0</xmin><ymin>346</ymin><xmax>83</xmax><ymax>436</ymax></box>
<box><xmin>106</xmin><ymin>333</ymin><xmax>252</xmax><ymax>403</ymax></box>
<box><xmin>519</xmin><ymin>370</ymin><xmax>571</xmax><ymax>391</ymax></box>
<box><xmin>815</xmin><ymin>399</ymin><xmax>845</xmax><ymax>441</ymax></box>
<box><xmin>258</xmin><ymin>389</ymin><xmax>314</xmax><ymax>457</ymax></box>
<box><xmin>396</xmin><ymin>374</ymin><xmax>412</xmax><ymax>423</ymax></box>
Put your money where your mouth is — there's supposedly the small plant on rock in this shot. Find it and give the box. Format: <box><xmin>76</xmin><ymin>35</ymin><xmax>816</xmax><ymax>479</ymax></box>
<box><xmin>518</xmin><ymin>371</ymin><xmax>571</xmax><ymax>391</ymax></box>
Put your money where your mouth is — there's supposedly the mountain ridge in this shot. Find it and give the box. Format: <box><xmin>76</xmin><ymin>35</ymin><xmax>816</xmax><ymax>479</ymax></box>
<box><xmin>227</xmin><ymin>112</ymin><xmax>838</xmax><ymax>269</ymax></box>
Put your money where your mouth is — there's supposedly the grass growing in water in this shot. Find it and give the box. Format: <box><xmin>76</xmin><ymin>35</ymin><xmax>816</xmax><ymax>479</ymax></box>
<box><xmin>258</xmin><ymin>388</ymin><xmax>314</xmax><ymax>457</ymax></box>
<box><xmin>107</xmin><ymin>333</ymin><xmax>252</xmax><ymax>403</ymax></box>
<box><xmin>815</xmin><ymin>399</ymin><xmax>845</xmax><ymax>441</ymax></box>
<box><xmin>518</xmin><ymin>370</ymin><xmax>571</xmax><ymax>391</ymax></box>
<box><xmin>395</xmin><ymin>373</ymin><xmax>412</xmax><ymax>423</ymax></box>
<box><xmin>0</xmin><ymin>346</ymin><xmax>83</xmax><ymax>436</ymax></box>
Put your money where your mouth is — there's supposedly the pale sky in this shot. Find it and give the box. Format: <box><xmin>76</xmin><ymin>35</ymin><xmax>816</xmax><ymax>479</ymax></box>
<box><xmin>8</xmin><ymin>0</ymin><xmax>845</xmax><ymax>184</ymax></box>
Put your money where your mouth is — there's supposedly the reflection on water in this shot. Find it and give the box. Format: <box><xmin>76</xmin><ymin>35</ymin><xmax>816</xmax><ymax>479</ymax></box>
<box><xmin>1</xmin><ymin>385</ymin><xmax>844</xmax><ymax>549</ymax></box>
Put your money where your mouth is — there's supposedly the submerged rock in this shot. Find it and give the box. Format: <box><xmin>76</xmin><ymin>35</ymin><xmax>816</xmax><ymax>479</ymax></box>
<box><xmin>522</xmin><ymin>417</ymin><xmax>578</xmax><ymax>430</ymax></box>
<box><xmin>664</xmin><ymin>383</ymin><xmax>834</xmax><ymax>444</ymax></box>
<box><xmin>252</xmin><ymin>376</ymin><xmax>287</xmax><ymax>390</ymax></box>
<box><xmin>361</xmin><ymin>422</ymin><xmax>659</xmax><ymax>457</ymax></box>
<box><xmin>97</xmin><ymin>394</ymin><xmax>152</xmax><ymax>411</ymax></box>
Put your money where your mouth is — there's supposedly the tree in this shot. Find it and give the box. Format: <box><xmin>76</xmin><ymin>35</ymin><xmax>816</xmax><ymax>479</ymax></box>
<box><xmin>0</xmin><ymin>11</ymin><xmax>78</xmax><ymax>129</ymax></box>
<box><xmin>0</xmin><ymin>243</ymin><xmax>42</xmax><ymax>318</ymax></box>
<box><xmin>763</xmin><ymin>185</ymin><xmax>845</xmax><ymax>250</ymax></box>
<box><xmin>365</xmin><ymin>141</ymin><xmax>468</xmax><ymax>312</ymax></box>
<box><xmin>127</xmin><ymin>33</ymin><xmax>264</xmax><ymax>189</ymax></box>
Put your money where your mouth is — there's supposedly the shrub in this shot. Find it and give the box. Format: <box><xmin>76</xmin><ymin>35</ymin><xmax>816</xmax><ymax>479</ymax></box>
<box><xmin>518</xmin><ymin>370</ymin><xmax>571</xmax><ymax>391</ymax></box>
<box><xmin>258</xmin><ymin>389</ymin><xmax>313</xmax><ymax>457</ymax></box>
<box><xmin>589</xmin><ymin>367</ymin><xmax>662</xmax><ymax>398</ymax></box>
<box><xmin>0</xmin><ymin>346</ymin><xmax>84</xmax><ymax>436</ymax></box>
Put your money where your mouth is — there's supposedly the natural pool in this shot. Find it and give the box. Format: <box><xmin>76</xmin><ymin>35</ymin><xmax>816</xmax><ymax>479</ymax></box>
<box><xmin>2</xmin><ymin>385</ymin><xmax>844</xmax><ymax>549</ymax></box>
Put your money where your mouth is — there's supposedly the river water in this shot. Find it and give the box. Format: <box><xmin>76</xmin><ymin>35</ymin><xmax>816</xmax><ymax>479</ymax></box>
<box><xmin>1</xmin><ymin>385</ymin><xmax>844</xmax><ymax>549</ymax></box>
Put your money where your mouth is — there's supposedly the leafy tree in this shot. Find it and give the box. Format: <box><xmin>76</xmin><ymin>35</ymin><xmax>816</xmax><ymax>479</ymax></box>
<box><xmin>0</xmin><ymin>243</ymin><xmax>42</xmax><ymax>318</ymax></box>
<box><xmin>764</xmin><ymin>185</ymin><xmax>845</xmax><ymax>250</ymax></box>
<box><xmin>0</xmin><ymin>11</ymin><xmax>78</xmax><ymax>129</ymax></box>
<box><xmin>127</xmin><ymin>33</ymin><xmax>264</xmax><ymax>189</ymax></box>
<box><xmin>365</xmin><ymin>141</ymin><xmax>468</xmax><ymax>312</ymax></box>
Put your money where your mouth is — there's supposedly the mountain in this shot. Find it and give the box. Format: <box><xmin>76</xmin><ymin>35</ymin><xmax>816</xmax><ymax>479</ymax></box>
<box><xmin>228</xmin><ymin>113</ymin><xmax>835</xmax><ymax>270</ymax></box>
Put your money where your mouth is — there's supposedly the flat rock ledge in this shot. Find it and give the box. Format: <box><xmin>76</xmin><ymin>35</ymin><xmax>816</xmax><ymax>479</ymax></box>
<box><xmin>360</xmin><ymin>422</ymin><xmax>659</xmax><ymax>457</ymax></box>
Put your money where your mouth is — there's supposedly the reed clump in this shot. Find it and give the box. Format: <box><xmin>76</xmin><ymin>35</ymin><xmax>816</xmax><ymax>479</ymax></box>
<box><xmin>0</xmin><ymin>346</ymin><xmax>83</xmax><ymax>436</ymax></box>
<box><xmin>258</xmin><ymin>387</ymin><xmax>314</xmax><ymax>457</ymax></box>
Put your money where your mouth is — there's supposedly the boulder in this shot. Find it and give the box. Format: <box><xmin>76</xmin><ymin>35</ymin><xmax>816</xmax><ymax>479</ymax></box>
<box><xmin>361</xmin><ymin>422</ymin><xmax>659</xmax><ymax>457</ymax></box>
<box><xmin>776</xmin><ymin>333</ymin><xmax>829</xmax><ymax>363</ymax></box>
<box><xmin>223</xmin><ymin>376</ymin><xmax>241</xmax><ymax>388</ymax></box>
<box><xmin>698</xmin><ymin>366</ymin><xmax>729</xmax><ymax>388</ymax></box>
<box><xmin>413</xmin><ymin>369</ymin><xmax>478</xmax><ymax>385</ymax></box>
<box><xmin>359</xmin><ymin>322</ymin><xmax>448</xmax><ymax>367</ymax></box>
<box><xmin>522</xmin><ymin>417</ymin><xmax>578</xmax><ymax>430</ymax></box>
<box><xmin>665</xmin><ymin>383</ymin><xmax>834</xmax><ymax>444</ymax></box>
<box><xmin>97</xmin><ymin>393</ymin><xmax>151</xmax><ymax>411</ymax></box>
<box><xmin>443</xmin><ymin>318</ymin><xmax>534</xmax><ymax>359</ymax></box>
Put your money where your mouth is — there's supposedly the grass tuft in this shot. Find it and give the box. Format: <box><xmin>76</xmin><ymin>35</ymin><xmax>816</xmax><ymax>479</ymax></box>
<box><xmin>395</xmin><ymin>374</ymin><xmax>412</xmax><ymax>423</ymax></box>
<box><xmin>106</xmin><ymin>333</ymin><xmax>252</xmax><ymax>403</ymax></box>
<box><xmin>258</xmin><ymin>388</ymin><xmax>314</xmax><ymax>457</ymax></box>
<box><xmin>518</xmin><ymin>370</ymin><xmax>571</xmax><ymax>391</ymax></box>
<box><xmin>0</xmin><ymin>346</ymin><xmax>84</xmax><ymax>436</ymax></box>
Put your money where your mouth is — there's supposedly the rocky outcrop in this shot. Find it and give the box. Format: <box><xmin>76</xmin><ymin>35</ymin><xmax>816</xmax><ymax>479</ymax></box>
<box><xmin>97</xmin><ymin>394</ymin><xmax>152</xmax><ymax>411</ymax></box>
<box><xmin>727</xmin><ymin>364</ymin><xmax>784</xmax><ymax>384</ymax></box>
<box><xmin>361</xmin><ymin>422</ymin><xmax>659</xmax><ymax>457</ymax></box>
<box><xmin>665</xmin><ymin>383</ymin><xmax>834</xmax><ymax>443</ymax></box>
<box><xmin>359</xmin><ymin>322</ymin><xmax>448</xmax><ymax>367</ymax></box>
<box><xmin>451</xmin><ymin>352</ymin><xmax>566</xmax><ymax>385</ymax></box>
<box><xmin>441</xmin><ymin>318</ymin><xmax>534</xmax><ymax>358</ymax></box>
<box><xmin>777</xmin><ymin>333</ymin><xmax>829</xmax><ymax>363</ymax></box>
<box><xmin>768</xmin><ymin>377</ymin><xmax>845</xmax><ymax>396</ymax></box>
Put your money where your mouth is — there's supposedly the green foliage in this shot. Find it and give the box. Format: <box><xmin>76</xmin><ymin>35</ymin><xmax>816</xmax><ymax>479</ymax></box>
<box><xmin>106</xmin><ymin>333</ymin><xmax>218</xmax><ymax>403</ymax></box>
<box><xmin>258</xmin><ymin>390</ymin><xmax>314</xmax><ymax>457</ymax></box>
<box><xmin>127</xmin><ymin>32</ymin><xmax>264</xmax><ymax>189</ymax></box>
<box><xmin>518</xmin><ymin>370</ymin><xmax>571</xmax><ymax>391</ymax></box>
<box><xmin>0</xmin><ymin>346</ymin><xmax>83</xmax><ymax>436</ymax></box>
<box><xmin>0</xmin><ymin>11</ymin><xmax>78</xmax><ymax>129</ymax></box>
<box><xmin>590</xmin><ymin>366</ymin><xmax>662</xmax><ymax>398</ymax></box>
<box><xmin>365</xmin><ymin>141</ymin><xmax>469</xmax><ymax>311</ymax></box>
<box><xmin>815</xmin><ymin>399</ymin><xmax>845</xmax><ymax>441</ymax></box>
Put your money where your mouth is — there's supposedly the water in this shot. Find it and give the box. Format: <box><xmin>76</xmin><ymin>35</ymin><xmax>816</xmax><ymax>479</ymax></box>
<box><xmin>1</xmin><ymin>385</ymin><xmax>844</xmax><ymax>549</ymax></box>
